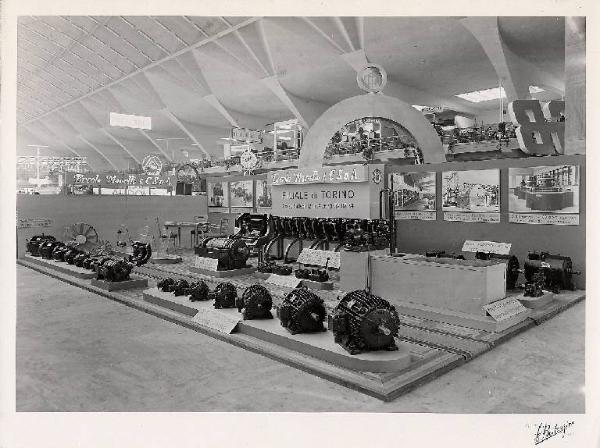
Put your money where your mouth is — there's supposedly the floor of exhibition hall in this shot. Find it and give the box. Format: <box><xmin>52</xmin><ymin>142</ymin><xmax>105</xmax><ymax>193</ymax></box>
<box><xmin>16</xmin><ymin>265</ymin><xmax>584</xmax><ymax>413</ymax></box>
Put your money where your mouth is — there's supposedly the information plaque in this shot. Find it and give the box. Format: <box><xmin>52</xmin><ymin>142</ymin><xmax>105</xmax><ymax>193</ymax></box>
<box><xmin>483</xmin><ymin>298</ymin><xmax>528</xmax><ymax>322</ymax></box>
<box><xmin>191</xmin><ymin>307</ymin><xmax>240</xmax><ymax>334</ymax></box>
<box><xmin>266</xmin><ymin>274</ymin><xmax>301</xmax><ymax>288</ymax></box>
<box><xmin>462</xmin><ymin>240</ymin><xmax>512</xmax><ymax>255</ymax></box>
<box><xmin>296</xmin><ymin>249</ymin><xmax>341</xmax><ymax>269</ymax></box>
<box><xmin>194</xmin><ymin>256</ymin><xmax>219</xmax><ymax>271</ymax></box>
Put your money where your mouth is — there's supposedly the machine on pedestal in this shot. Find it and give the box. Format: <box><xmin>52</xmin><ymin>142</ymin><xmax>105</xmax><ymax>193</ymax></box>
<box><xmin>236</xmin><ymin>284</ymin><xmax>273</xmax><ymax>320</ymax></box>
<box><xmin>195</xmin><ymin>237</ymin><xmax>250</xmax><ymax>271</ymax></box>
<box><xmin>522</xmin><ymin>251</ymin><xmax>579</xmax><ymax>293</ymax></box>
<box><xmin>278</xmin><ymin>286</ymin><xmax>327</xmax><ymax>334</ymax></box>
<box><xmin>232</xmin><ymin>213</ymin><xmax>274</xmax><ymax>256</ymax></box>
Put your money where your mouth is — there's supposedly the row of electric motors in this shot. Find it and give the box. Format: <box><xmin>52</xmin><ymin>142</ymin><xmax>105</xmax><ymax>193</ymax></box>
<box><xmin>156</xmin><ymin>277</ymin><xmax>399</xmax><ymax>355</ymax></box>
<box><xmin>26</xmin><ymin>234</ymin><xmax>151</xmax><ymax>282</ymax></box>
<box><xmin>422</xmin><ymin>249</ymin><xmax>579</xmax><ymax>294</ymax></box>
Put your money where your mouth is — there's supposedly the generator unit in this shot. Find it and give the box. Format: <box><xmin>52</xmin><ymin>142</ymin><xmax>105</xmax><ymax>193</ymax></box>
<box><xmin>278</xmin><ymin>287</ymin><xmax>327</xmax><ymax>335</ymax></box>
<box><xmin>129</xmin><ymin>241</ymin><xmax>152</xmax><ymax>266</ymax></box>
<box><xmin>233</xmin><ymin>213</ymin><xmax>274</xmax><ymax>256</ymax></box>
<box><xmin>236</xmin><ymin>284</ymin><xmax>273</xmax><ymax>320</ymax></box>
<box><xmin>27</xmin><ymin>234</ymin><xmax>56</xmax><ymax>257</ymax></box>
<box><xmin>211</xmin><ymin>282</ymin><xmax>238</xmax><ymax>309</ymax></box>
<box><xmin>188</xmin><ymin>281</ymin><xmax>210</xmax><ymax>302</ymax></box>
<box><xmin>157</xmin><ymin>277</ymin><xmax>175</xmax><ymax>292</ymax></box>
<box><xmin>172</xmin><ymin>279</ymin><xmax>190</xmax><ymax>296</ymax></box>
<box><xmin>96</xmin><ymin>258</ymin><xmax>133</xmax><ymax>282</ymax></box>
<box><xmin>195</xmin><ymin>237</ymin><xmax>250</xmax><ymax>271</ymax></box>
<box><xmin>523</xmin><ymin>251</ymin><xmax>579</xmax><ymax>293</ymax></box>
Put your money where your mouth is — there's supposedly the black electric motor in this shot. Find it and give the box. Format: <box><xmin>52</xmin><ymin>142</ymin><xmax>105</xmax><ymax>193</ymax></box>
<box><xmin>278</xmin><ymin>287</ymin><xmax>327</xmax><ymax>335</ymax></box>
<box><xmin>172</xmin><ymin>279</ymin><xmax>190</xmax><ymax>296</ymax></box>
<box><xmin>211</xmin><ymin>282</ymin><xmax>238</xmax><ymax>309</ymax></box>
<box><xmin>82</xmin><ymin>255</ymin><xmax>98</xmax><ymax>270</ymax></box>
<box><xmin>523</xmin><ymin>251</ymin><xmax>578</xmax><ymax>293</ymax></box>
<box><xmin>524</xmin><ymin>272</ymin><xmax>546</xmax><ymax>297</ymax></box>
<box><xmin>26</xmin><ymin>234</ymin><xmax>56</xmax><ymax>257</ymax></box>
<box><xmin>475</xmin><ymin>252</ymin><xmax>521</xmax><ymax>290</ymax></box>
<box><xmin>425</xmin><ymin>250</ymin><xmax>465</xmax><ymax>260</ymax></box>
<box><xmin>130</xmin><ymin>241</ymin><xmax>152</xmax><ymax>266</ymax></box>
<box><xmin>157</xmin><ymin>277</ymin><xmax>175</xmax><ymax>292</ymax></box>
<box><xmin>188</xmin><ymin>280</ymin><xmax>210</xmax><ymax>302</ymax></box>
<box><xmin>39</xmin><ymin>240</ymin><xmax>63</xmax><ymax>259</ymax></box>
<box><xmin>236</xmin><ymin>284</ymin><xmax>273</xmax><ymax>320</ymax></box>
<box><xmin>96</xmin><ymin>258</ymin><xmax>133</xmax><ymax>282</ymax></box>
<box><xmin>195</xmin><ymin>237</ymin><xmax>250</xmax><ymax>271</ymax></box>
<box><xmin>331</xmin><ymin>290</ymin><xmax>400</xmax><ymax>355</ymax></box>
<box><xmin>52</xmin><ymin>244</ymin><xmax>70</xmax><ymax>261</ymax></box>
<box><xmin>72</xmin><ymin>252</ymin><xmax>88</xmax><ymax>267</ymax></box>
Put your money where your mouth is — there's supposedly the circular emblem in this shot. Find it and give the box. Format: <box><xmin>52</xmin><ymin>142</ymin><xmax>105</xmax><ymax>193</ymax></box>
<box><xmin>371</xmin><ymin>168</ymin><xmax>382</xmax><ymax>184</ymax></box>
<box><xmin>142</xmin><ymin>154</ymin><xmax>163</xmax><ymax>176</ymax></box>
<box><xmin>357</xmin><ymin>64</ymin><xmax>387</xmax><ymax>94</ymax></box>
<box><xmin>240</xmin><ymin>150</ymin><xmax>258</xmax><ymax>170</ymax></box>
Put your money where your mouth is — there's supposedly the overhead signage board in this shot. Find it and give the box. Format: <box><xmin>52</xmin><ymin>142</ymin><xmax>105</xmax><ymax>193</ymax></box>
<box><xmin>109</xmin><ymin>112</ymin><xmax>152</xmax><ymax>130</ymax></box>
<box><xmin>66</xmin><ymin>172</ymin><xmax>174</xmax><ymax>187</ymax></box>
<box><xmin>231</xmin><ymin>127</ymin><xmax>262</xmax><ymax>143</ymax></box>
<box><xmin>270</xmin><ymin>164</ymin><xmax>368</xmax><ymax>186</ymax></box>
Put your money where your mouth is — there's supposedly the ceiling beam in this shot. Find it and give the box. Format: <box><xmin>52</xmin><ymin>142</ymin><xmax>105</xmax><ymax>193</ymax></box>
<box><xmin>101</xmin><ymin>129</ymin><xmax>142</xmax><ymax>165</ymax></box>
<box><xmin>333</xmin><ymin>17</ymin><xmax>355</xmax><ymax>52</ymax></box>
<box><xmin>301</xmin><ymin>17</ymin><xmax>345</xmax><ymax>54</ymax></box>
<box><xmin>162</xmin><ymin>109</ymin><xmax>211</xmax><ymax>159</ymax></box>
<box><xmin>138</xmin><ymin>129</ymin><xmax>174</xmax><ymax>162</ymax></box>
<box><xmin>78</xmin><ymin>135</ymin><xmax>120</xmax><ymax>170</ymax></box>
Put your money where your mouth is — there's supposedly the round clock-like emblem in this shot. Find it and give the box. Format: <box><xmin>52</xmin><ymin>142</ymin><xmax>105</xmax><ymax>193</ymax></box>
<box><xmin>357</xmin><ymin>64</ymin><xmax>387</xmax><ymax>94</ymax></box>
<box><xmin>240</xmin><ymin>150</ymin><xmax>258</xmax><ymax>170</ymax></box>
<box><xmin>142</xmin><ymin>154</ymin><xmax>163</xmax><ymax>176</ymax></box>
<box><xmin>371</xmin><ymin>168</ymin><xmax>383</xmax><ymax>184</ymax></box>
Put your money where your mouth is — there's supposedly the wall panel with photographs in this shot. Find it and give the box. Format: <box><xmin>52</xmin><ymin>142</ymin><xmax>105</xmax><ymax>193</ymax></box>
<box><xmin>391</xmin><ymin>172</ymin><xmax>436</xmax><ymax>220</ymax></box>
<box><xmin>508</xmin><ymin>165</ymin><xmax>580</xmax><ymax>225</ymax></box>
<box><xmin>207</xmin><ymin>180</ymin><xmax>229</xmax><ymax>212</ymax></box>
<box><xmin>230</xmin><ymin>180</ymin><xmax>254</xmax><ymax>209</ymax></box>
<box><xmin>255</xmin><ymin>179</ymin><xmax>272</xmax><ymax>212</ymax></box>
<box><xmin>442</xmin><ymin>169</ymin><xmax>500</xmax><ymax>223</ymax></box>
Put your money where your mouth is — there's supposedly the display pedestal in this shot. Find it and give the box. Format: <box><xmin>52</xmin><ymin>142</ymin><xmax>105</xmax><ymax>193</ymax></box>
<box><xmin>188</xmin><ymin>265</ymin><xmax>257</xmax><ymax>277</ymax></box>
<box><xmin>517</xmin><ymin>292</ymin><xmax>556</xmax><ymax>309</ymax></box>
<box><xmin>23</xmin><ymin>254</ymin><xmax>95</xmax><ymax>279</ymax></box>
<box><xmin>143</xmin><ymin>287</ymin><xmax>200</xmax><ymax>316</ymax></box>
<box><xmin>300</xmin><ymin>279</ymin><xmax>334</xmax><ymax>290</ymax></box>
<box><xmin>150</xmin><ymin>256</ymin><xmax>182</xmax><ymax>264</ymax></box>
<box><xmin>91</xmin><ymin>277</ymin><xmax>148</xmax><ymax>291</ymax></box>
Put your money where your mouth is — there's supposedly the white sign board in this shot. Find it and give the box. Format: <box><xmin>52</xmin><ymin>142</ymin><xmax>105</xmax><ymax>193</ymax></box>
<box><xmin>110</xmin><ymin>112</ymin><xmax>152</xmax><ymax>130</ymax></box>
<box><xmin>462</xmin><ymin>240</ymin><xmax>512</xmax><ymax>255</ymax></box>
<box><xmin>191</xmin><ymin>307</ymin><xmax>240</xmax><ymax>334</ymax></box>
<box><xmin>444</xmin><ymin>212</ymin><xmax>500</xmax><ymax>223</ymax></box>
<box><xmin>395</xmin><ymin>211</ymin><xmax>437</xmax><ymax>221</ymax></box>
<box><xmin>194</xmin><ymin>256</ymin><xmax>219</xmax><ymax>271</ymax></box>
<box><xmin>266</xmin><ymin>274</ymin><xmax>301</xmax><ymax>289</ymax></box>
<box><xmin>508</xmin><ymin>213</ymin><xmax>579</xmax><ymax>226</ymax></box>
<box><xmin>17</xmin><ymin>218</ymin><xmax>53</xmax><ymax>229</ymax></box>
<box><xmin>296</xmin><ymin>249</ymin><xmax>341</xmax><ymax>269</ymax></box>
<box><xmin>483</xmin><ymin>298</ymin><xmax>528</xmax><ymax>322</ymax></box>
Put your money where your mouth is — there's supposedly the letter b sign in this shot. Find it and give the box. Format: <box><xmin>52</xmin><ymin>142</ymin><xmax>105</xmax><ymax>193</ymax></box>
<box><xmin>508</xmin><ymin>100</ymin><xmax>565</xmax><ymax>155</ymax></box>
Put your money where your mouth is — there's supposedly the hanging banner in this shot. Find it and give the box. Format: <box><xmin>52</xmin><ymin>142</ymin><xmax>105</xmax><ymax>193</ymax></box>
<box><xmin>66</xmin><ymin>172</ymin><xmax>173</xmax><ymax>187</ymax></box>
<box><xmin>270</xmin><ymin>164</ymin><xmax>369</xmax><ymax>185</ymax></box>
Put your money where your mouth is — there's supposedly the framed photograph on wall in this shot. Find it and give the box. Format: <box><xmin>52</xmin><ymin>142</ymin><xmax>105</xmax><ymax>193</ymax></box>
<box><xmin>229</xmin><ymin>180</ymin><xmax>254</xmax><ymax>208</ymax></box>
<box><xmin>391</xmin><ymin>172</ymin><xmax>436</xmax><ymax>220</ymax></box>
<box><xmin>508</xmin><ymin>165</ymin><xmax>580</xmax><ymax>225</ymax></box>
<box><xmin>255</xmin><ymin>179</ymin><xmax>272</xmax><ymax>211</ymax></box>
<box><xmin>207</xmin><ymin>180</ymin><xmax>229</xmax><ymax>211</ymax></box>
<box><xmin>442</xmin><ymin>169</ymin><xmax>500</xmax><ymax>223</ymax></box>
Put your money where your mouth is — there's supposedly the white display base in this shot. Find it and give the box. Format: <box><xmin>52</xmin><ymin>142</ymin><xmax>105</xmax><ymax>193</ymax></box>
<box><xmin>91</xmin><ymin>277</ymin><xmax>148</xmax><ymax>291</ymax></box>
<box><xmin>143</xmin><ymin>287</ymin><xmax>203</xmax><ymax>316</ymax></box>
<box><xmin>301</xmin><ymin>279</ymin><xmax>334</xmax><ymax>290</ymax></box>
<box><xmin>517</xmin><ymin>292</ymin><xmax>556</xmax><ymax>309</ymax></box>
<box><xmin>149</xmin><ymin>256</ymin><xmax>182</xmax><ymax>264</ymax></box>
<box><xmin>24</xmin><ymin>254</ymin><xmax>95</xmax><ymax>279</ymax></box>
<box><xmin>188</xmin><ymin>266</ymin><xmax>257</xmax><ymax>277</ymax></box>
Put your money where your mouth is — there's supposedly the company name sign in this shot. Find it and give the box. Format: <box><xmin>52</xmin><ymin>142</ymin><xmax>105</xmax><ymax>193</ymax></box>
<box><xmin>68</xmin><ymin>172</ymin><xmax>174</xmax><ymax>187</ymax></box>
<box><xmin>270</xmin><ymin>164</ymin><xmax>368</xmax><ymax>186</ymax></box>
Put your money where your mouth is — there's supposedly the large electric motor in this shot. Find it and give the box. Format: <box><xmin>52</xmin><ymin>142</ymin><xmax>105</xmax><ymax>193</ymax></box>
<box><xmin>26</xmin><ymin>234</ymin><xmax>56</xmax><ymax>257</ymax></box>
<box><xmin>157</xmin><ymin>277</ymin><xmax>175</xmax><ymax>292</ymax></box>
<box><xmin>72</xmin><ymin>252</ymin><xmax>88</xmax><ymax>266</ymax></box>
<box><xmin>278</xmin><ymin>287</ymin><xmax>327</xmax><ymax>334</ymax></box>
<box><xmin>236</xmin><ymin>284</ymin><xmax>273</xmax><ymax>320</ymax></box>
<box><xmin>211</xmin><ymin>282</ymin><xmax>238</xmax><ymax>309</ymax></box>
<box><xmin>331</xmin><ymin>290</ymin><xmax>400</xmax><ymax>355</ymax></box>
<box><xmin>96</xmin><ymin>258</ymin><xmax>133</xmax><ymax>282</ymax></box>
<box><xmin>52</xmin><ymin>243</ymin><xmax>70</xmax><ymax>261</ymax></box>
<box><xmin>39</xmin><ymin>240</ymin><xmax>63</xmax><ymax>259</ymax></box>
<box><xmin>130</xmin><ymin>241</ymin><xmax>152</xmax><ymax>266</ymax></box>
<box><xmin>189</xmin><ymin>281</ymin><xmax>210</xmax><ymax>302</ymax></box>
<box><xmin>172</xmin><ymin>279</ymin><xmax>190</xmax><ymax>296</ymax></box>
<box><xmin>195</xmin><ymin>237</ymin><xmax>250</xmax><ymax>271</ymax></box>
<box><xmin>475</xmin><ymin>252</ymin><xmax>521</xmax><ymax>290</ymax></box>
<box><xmin>523</xmin><ymin>251</ymin><xmax>578</xmax><ymax>293</ymax></box>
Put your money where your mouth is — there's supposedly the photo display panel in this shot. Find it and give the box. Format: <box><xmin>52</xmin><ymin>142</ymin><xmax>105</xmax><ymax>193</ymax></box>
<box><xmin>442</xmin><ymin>169</ymin><xmax>500</xmax><ymax>223</ymax></box>
<box><xmin>230</xmin><ymin>180</ymin><xmax>254</xmax><ymax>208</ymax></box>
<box><xmin>255</xmin><ymin>179</ymin><xmax>272</xmax><ymax>212</ymax></box>
<box><xmin>391</xmin><ymin>172</ymin><xmax>436</xmax><ymax>221</ymax></box>
<box><xmin>207</xmin><ymin>180</ymin><xmax>229</xmax><ymax>212</ymax></box>
<box><xmin>508</xmin><ymin>165</ymin><xmax>580</xmax><ymax>225</ymax></box>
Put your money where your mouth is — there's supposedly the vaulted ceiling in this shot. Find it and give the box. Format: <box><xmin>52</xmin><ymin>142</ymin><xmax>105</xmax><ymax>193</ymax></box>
<box><xmin>17</xmin><ymin>16</ymin><xmax>566</xmax><ymax>170</ymax></box>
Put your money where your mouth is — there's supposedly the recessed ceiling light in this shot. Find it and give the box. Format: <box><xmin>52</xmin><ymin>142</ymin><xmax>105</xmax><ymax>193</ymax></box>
<box><xmin>455</xmin><ymin>87</ymin><xmax>506</xmax><ymax>103</ymax></box>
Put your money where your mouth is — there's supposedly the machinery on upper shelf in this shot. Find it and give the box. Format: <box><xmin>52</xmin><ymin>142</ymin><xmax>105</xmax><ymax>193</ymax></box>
<box><xmin>236</xmin><ymin>284</ymin><xmax>273</xmax><ymax>320</ymax></box>
<box><xmin>331</xmin><ymin>290</ymin><xmax>400</xmax><ymax>355</ymax></box>
<box><xmin>522</xmin><ymin>251</ymin><xmax>579</xmax><ymax>293</ymax></box>
<box><xmin>211</xmin><ymin>282</ymin><xmax>238</xmax><ymax>309</ymax></box>
<box><xmin>475</xmin><ymin>252</ymin><xmax>521</xmax><ymax>290</ymax></box>
<box><xmin>232</xmin><ymin>214</ymin><xmax>274</xmax><ymax>256</ymax></box>
<box><xmin>96</xmin><ymin>258</ymin><xmax>133</xmax><ymax>282</ymax></box>
<box><xmin>278</xmin><ymin>287</ymin><xmax>327</xmax><ymax>334</ymax></box>
<box><xmin>257</xmin><ymin>255</ymin><xmax>293</xmax><ymax>275</ymax></box>
<box><xmin>195</xmin><ymin>237</ymin><xmax>250</xmax><ymax>271</ymax></box>
<box><xmin>129</xmin><ymin>241</ymin><xmax>152</xmax><ymax>266</ymax></box>
<box><xmin>26</xmin><ymin>234</ymin><xmax>56</xmax><ymax>257</ymax></box>
<box><xmin>189</xmin><ymin>281</ymin><xmax>210</xmax><ymax>302</ymax></box>
<box><xmin>343</xmin><ymin>219</ymin><xmax>390</xmax><ymax>252</ymax></box>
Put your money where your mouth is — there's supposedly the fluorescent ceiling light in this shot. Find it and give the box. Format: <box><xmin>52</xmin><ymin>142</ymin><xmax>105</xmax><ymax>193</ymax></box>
<box><xmin>529</xmin><ymin>85</ymin><xmax>544</xmax><ymax>93</ymax></box>
<box><xmin>455</xmin><ymin>87</ymin><xmax>506</xmax><ymax>103</ymax></box>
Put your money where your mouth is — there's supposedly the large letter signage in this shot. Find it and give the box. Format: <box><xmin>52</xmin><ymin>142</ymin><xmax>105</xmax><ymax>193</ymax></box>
<box><xmin>508</xmin><ymin>100</ymin><xmax>565</xmax><ymax>156</ymax></box>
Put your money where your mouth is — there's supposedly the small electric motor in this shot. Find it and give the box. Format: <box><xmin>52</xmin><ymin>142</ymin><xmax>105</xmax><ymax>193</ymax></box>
<box><xmin>26</xmin><ymin>234</ymin><xmax>56</xmax><ymax>257</ymax></box>
<box><xmin>157</xmin><ymin>278</ymin><xmax>175</xmax><ymax>292</ymax></box>
<box><xmin>130</xmin><ymin>241</ymin><xmax>152</xmax><ymax>266</ymax></box>
<box><xmin>71</xmin><ymin>251</ymin><xmax>87</xmax><ymax>266</ymax></box>
<box><xmin>39</xmin><ymin>240</ymin><xmax>63</xmax><ymax>259</ymax></box>
<box><xmin>96</xmin><ymin>259</ymin><xmax>133</xmax><ymax>282</ymax></box>
<box><xmin>188</xmin><ymin>281</ymin><xmax>210</xmax><ymax>302</ymax></box>
<box><xmin>172</xmin><ymin>279</ymin><xmax>190</xmax><ymax>296</ymax></box>
<box><xmin>236</xmin><ymin>284</ymin><xmax>273</xmax><ymax>320</ymax></box>
<box><xmin>211</xmin><ymin>282</ymin><xmax>238</xmax><ymax>309</ymax></box>
<box><xmin>331</xmin><ymin>290</ymin><xmax>400</xmax><ymax>355</ymax></box>
<box><xmin>278</xmin><ymin>287</ymin><xmax>327</xmax><ymax>334</ymax></box>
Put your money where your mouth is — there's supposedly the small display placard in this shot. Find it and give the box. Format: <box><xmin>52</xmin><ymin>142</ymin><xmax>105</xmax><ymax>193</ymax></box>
<box><xmin>17</xmin><ymin>217</ymin><xmax>53</xmax><ymax>229</ymax></box>
<box><xmin>483</xmin><ymin>298</ymin><xmax>528</xmax><ymax>322</ymax></box>
<box><xmin>444</xmin><ymin>212</ymin><xmax>500</xmax><ymax>223</ymax></box>
<box><xmin>296</xmin><ymin>249</ymin><xmax>341</xmax><ymax>269</ymax></box>
<box><xmin>462</xmin><ymin>240</ymin><xmax>512</xmax><ymax>255</ymax></box>
<box><xmin>191</xmin><ymin>307</ymin><xmax>240</xmax><ymax>334</ymax></box>
<box><xmin>194</xmin><ymin>256</ymin><xmax>219</xmax><ymax>271</ymax></box>
<box><xmin>508</xmin><ymin>213</ymin><xmax>579</xmax><ymax>226</ymax></box>
<box><xmin>266</xmin><ymin>274</ymin><xmax>301</xmax><ymax>288</ymax></box>
<box><xmin>395</xmin><ymin>211</ymin><xmax>437</xmax><ymax>221</ymax></box>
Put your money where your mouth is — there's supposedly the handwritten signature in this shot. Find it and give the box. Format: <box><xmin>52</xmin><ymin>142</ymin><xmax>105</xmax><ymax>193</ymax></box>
<box><xmin>533</xmin><ymin>421</ymin><xmax>575</xmax><ymax>445</ymax></box>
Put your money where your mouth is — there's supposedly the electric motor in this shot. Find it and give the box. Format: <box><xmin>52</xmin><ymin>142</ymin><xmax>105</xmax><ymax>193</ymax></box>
<box><xmin>523</xmin><ymin>251</ymin><xmax>577</xmax><ymax>292</ymax></box>
<box><xmin>82</xmin><ymin>256</ymin><xmax>97</xmax><ymax>270</ymax></box>
<box><xmin>188</xmin><ymin>281</ymin><xmax>210</xmax><ymax>302</ymax></box>
<box><xmin>172</xmin><ymin>279</ymin><xmax>190</xmax><ymax>296</ymax></box>
<box><xmin>39</xmin><ymin>240</ymin><xmax>63</xmax><ymax>259</ymax></box>
<box><xmin>236</xmin><ymin>284</ymin><xmax>273</xmax><ymax>320</ymax></box>
<box><xmin>26</xmin><ymin>234</ymin><xmax>56</xmax><ymax>257</ymax></box>
<box><xmin>278</xmin><ymin>287</ymin><xmax>326</xmax><ymax>334</ymax></box>
<box><xmin>130</xmin><ymin>241</ymin><xmax>152</xmax><ymax>266</ymax></box>
<box><xmin>96</xmin><ymin>259</ymin><xmax>133</xmax><ymax>282</ymax></box>
<box><xmin>211</xmin><ymin>282</ymin><xmax>238</xmax><ymax>309</ymax></box>
<box><xmin>195</xmin><ymin>237</ymin><xmax>250</xmax><ymax>270</ymax></box>
<box><xmin>157</xmin><ymin>278</ymin><xmax>175</xmax><ymax>292</ymax></box>
<box><xmin>72</xmin><ymin>252</ymin><xmax>88</xmax><ymax>266</ymax></box>
<box><xmin>331</xmin><ymin>290</ymin><xmax>400</xmax><ymax>355</ymax></box>
<box><xmin>52</xmin><ymin>244</ymin><xmax>69</xmax><ymax>261</ymax></box>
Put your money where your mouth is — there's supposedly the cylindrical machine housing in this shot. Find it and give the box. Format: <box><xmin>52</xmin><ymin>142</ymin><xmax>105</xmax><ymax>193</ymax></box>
<box><xmin>279</xmin><ymin>287</ymin><xmax>326</xmax><ymax>334</ymax></box>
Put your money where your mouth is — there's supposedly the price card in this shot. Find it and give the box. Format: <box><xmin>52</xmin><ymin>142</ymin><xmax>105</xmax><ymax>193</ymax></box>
<box><xmin>483</xmin><ymin>298</ymin><xmax>528</xmax><ymax>322</ymax></box>
<box><xmin>194</xmin><ymin>256</ymin><xmax>219</xmax><ymax>271</ymax></box>
<box><xmin>296</xmin><ymin>249</ymin><xmax>341</xmax><ymax>269</ymax></box>
<box><xmin>191</xmin><ymin>307</ymin><xmax>240</xmax><ymax>334</ymax></box>
<box><xmin>266</xmin><ymin>274</ymin><xmax>301</xmax><ymax>289</ymax></box>
<box><xmin>462</xmin><ymin>240</ymin><xmax>512</xmax><ymax>255</ymax></box>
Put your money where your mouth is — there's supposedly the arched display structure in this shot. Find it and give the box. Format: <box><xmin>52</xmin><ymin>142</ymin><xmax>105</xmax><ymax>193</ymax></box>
<box><xmin>298</xmin><ymin>94</ymin><xmax>445</xmax><ymax>168</ymax></box>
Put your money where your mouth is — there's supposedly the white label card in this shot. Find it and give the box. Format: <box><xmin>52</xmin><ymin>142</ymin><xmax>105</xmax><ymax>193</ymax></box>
<box><xmin>266</xmin><ymin>274</ymin><xmax>301</xmax><ymax>288</ymax></box>
<box><xmin>191</xmin><ymin>307</ymin><xmax>240</xmax><ymax>334</ymax></box>
<box><xmin>296</xmin><ymin>249</ymin><xmax>341</xmax><ymax>269</ymax></box>
<box><xmin>483</xmin><ymin>298</ymin><xmax>528</xmax><ymax>322</ymax></box>
<box><xmin>462</xmin><ymin>240</ymin><xmax>512</xmax><ymax>255</ymax></box>
<box><xmin>194</xmin><ymin>256</ymin><xmax>219</xmax><ymax>271</ymax></box>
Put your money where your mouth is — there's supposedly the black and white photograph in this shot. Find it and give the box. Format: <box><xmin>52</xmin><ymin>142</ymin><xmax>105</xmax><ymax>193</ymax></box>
<box><xmin>4</xmin><ymin>6</ymin><xmax>594</xmax><ymax>448</ymax></box>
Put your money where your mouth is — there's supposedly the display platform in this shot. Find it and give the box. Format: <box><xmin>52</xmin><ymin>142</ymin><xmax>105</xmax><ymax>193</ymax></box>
<box><xmin>23</xmin><ymin>254</ymin><xmax>95</xmax><ymax>279</ymax></box>
<box><xmin>188</xmin><ymin>265</ymin><xmax>257</xmax><ymax>277</ymax></box>
<box><xmin>91</xmin><ymin>277</ymin><xmax>148</xmax><ymax>291</ymax></box>
<box><xmin>517</xmin><ymin>292</ymin><xmax>556</xmax><ymax>309</ymax></box>
<box><xmin>150</xmin><ymin>256</ymin><xmax>182</xmax><ymax>264</ymax></box>
<box><xmin>300</xmin><ymin>279</ymin><xmax>335</xmax><ymax>290</ymax></box>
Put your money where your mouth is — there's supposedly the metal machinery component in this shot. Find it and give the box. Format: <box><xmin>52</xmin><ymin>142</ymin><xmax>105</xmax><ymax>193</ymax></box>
<box><xmin>524</xmin><ymin>272</ymin><xmax>546</xmax><ymax>297</ymax></box>
<box><xmin>90</xmin><ymin>256</ymin><xmax>113</xmax><ymax>273</ymax></box>
<box><xmin>475</xmin><ymin>251</ymin><xmax>521</xmax><ymax>290</ymax></box>
<box><xmin>233</xmin><ymin>213</ymin><xmax>274</xmax><ymax>256</ymax></box>
<box><xmin>195</xmin><ymin>237</ymin><xmax>250</xmax><ymax>271</ymax></box>
<box><xmin>188</xmin><ymin>281</ymin><xmax>210</xmax><ymax>302</ymax></box>
<box><xmin>331</xmin><ymin>290</ymin><xmax>400</xmax><ymax>355</ymax></box>
<box><xmin>157</xmin><ymin>278</ymin><xmax>175</xmax><ymax>292</ymax></box>
<box><xmin>96</xmin><ymin>258</ymin><xmax>133</xmax><ymax>282</ymax></box>
<box><xmin>283</xmin><ymin>217</ymin><xmax>307</xmax><ymax>263</ymax></box>
<box><xmin>523</xmin><ymin>251</ymin><xmax>579</xmax><ymax>293</ymax></box>
<box><xmin>172</xmin><ymin>279</ymin><xmax>190</xmax><ymax>296</ymax></box>
<box><xmin>425</xmin><ymin>250</ymin><xmax>465</xmax><ymax>260</ymax></box>
<box><xmin>39</xmin><ymin>239</ymin><xmax>64</xmax><ymax>259</ymax></box>
<box><xmin>308</xmin><ymin>218</ymin><xmax>330</xmax><ymax>250</ymax></box>
<box><xmin>263</xmin><ymin>216</ymin><xmax>286</xmax><ymax>260</ymax></box>
<box><xmin>129</xmin><ymin>241</ymin><xmax>152</xmax><ymax>266</ymax></box>
<box><xmin>63</xmin><ymin>222</ymin><xmax>99</xmax><ymax>251</ymax></box>
<box><xmin>82</xmin><ymin>256</ymin><xmax>98</xmax><ymax>270</ymax></box>
<box><xmin>278</xmin><ymin>287</ymin><xmax>327</xmax><ymax>334</ymax></box>
<box><xmin>52</xmin><ymin>243</ymin><xmax>70</xmax><ymax>261</ymax></box>
<box><xmin>211</xmin><ymin>282</ymin><xmax>238</xmax><ymax>309</ymax></box>
<box><xmin>26</xmin><ymin>234</ymin><xmax>56</xmax><ymax>257</ymax></box>
<box><xmin>236</xmin><ymin>284</ymin><xmax>273</xmax><ymax>320</ymax></box>
<box><xmin>72</xmin><ymin>252</ymin><xmax>89</xmax><ymax>266</ymax></box>
<box><xmin>295</xmin><ymin>258</ymin><xmax>330</xmax><ymax>282</ymax></box>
